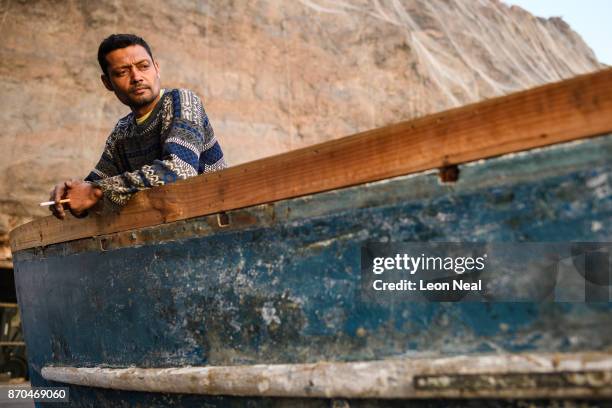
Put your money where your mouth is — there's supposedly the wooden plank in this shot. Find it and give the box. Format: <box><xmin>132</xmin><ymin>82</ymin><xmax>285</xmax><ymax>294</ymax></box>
<box><xmin>10</xmin><ymin>68</ymin><xmax>612</xmax><ymax>252</ymax></box>
<box><xmin>41</xmin><ymin>352</ymin><xmax>612</xmax><ymax>399</ymax></box>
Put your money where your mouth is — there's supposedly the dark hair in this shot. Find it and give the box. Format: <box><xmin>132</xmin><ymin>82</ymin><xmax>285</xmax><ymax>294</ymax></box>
<box><xmin>97</xmin><ymin>34</ymin><xmax>154</xmax><ymax>75</ymax></box>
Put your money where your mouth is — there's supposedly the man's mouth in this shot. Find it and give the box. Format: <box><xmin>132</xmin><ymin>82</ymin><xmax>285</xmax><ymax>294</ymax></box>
<box><xmin>132</xmin><ymin>87</ymin><xmax>148</xmax><ymax>94</ymax></box>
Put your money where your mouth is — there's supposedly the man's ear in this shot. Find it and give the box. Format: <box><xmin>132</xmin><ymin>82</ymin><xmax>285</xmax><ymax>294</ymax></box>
<box><xmin>154</xmin><ymin>60</ymin><xmax>160</xmax><ymax>78</ymax></box>
<box><xmin>101</xmin><ymin>74</ymin><xmax>114</xmax><ymax>92</ymax></box>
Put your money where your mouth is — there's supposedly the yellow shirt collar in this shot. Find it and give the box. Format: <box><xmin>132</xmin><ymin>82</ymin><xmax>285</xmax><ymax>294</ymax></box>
<box><xmin>135</xmin><ymin>89</ymin><xmax>165</xmax><ymax>125</ymax></box>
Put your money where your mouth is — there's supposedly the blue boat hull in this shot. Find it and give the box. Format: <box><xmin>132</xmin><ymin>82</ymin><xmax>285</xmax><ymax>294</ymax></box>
<box><xmin>12</xmin><ymin>135</ymin><xmax>612</xmax><ymax>406</ymax></box>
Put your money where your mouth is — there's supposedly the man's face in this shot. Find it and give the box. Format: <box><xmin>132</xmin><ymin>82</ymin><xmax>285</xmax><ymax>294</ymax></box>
<box><xmin>101</xmin><ymin>45</ymin><xmax>161</xmax><ymax>110</ymax></box>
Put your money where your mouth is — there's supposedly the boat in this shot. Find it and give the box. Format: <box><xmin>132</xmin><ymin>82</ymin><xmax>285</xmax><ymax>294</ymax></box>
<box><xmin>9</xmin><ymin>68</ymin><xmax>612</xmax><ymax>406</ymax></box>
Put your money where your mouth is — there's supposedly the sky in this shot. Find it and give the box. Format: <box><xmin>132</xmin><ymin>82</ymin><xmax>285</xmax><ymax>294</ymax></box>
<box><xmin>503</xmin><ymin>0</ymin><xmax>611</xmax><ymax>65</ymax></box>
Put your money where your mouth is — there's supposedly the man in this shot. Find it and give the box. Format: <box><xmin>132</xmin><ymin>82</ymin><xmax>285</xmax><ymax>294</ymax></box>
<box><xmin>49</xmin><ymin>34</ymin><xmax>226</xmax><ymax>219</ymax></box>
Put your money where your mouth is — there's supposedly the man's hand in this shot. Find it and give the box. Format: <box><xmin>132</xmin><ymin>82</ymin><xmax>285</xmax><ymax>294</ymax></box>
<box><xmin>49</xmin><ymin>181</ymin><xmax>70</xmax><ymax>219</ymax></box>
<box><xmin>48</xmin><ymin>180</ymin><xmax>103</xmax><ymax>219</ymax></box>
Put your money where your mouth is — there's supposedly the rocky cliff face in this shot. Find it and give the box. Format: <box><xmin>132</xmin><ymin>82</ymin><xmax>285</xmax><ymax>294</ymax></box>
<box><xmin>0</xmin><ymin>0</ymin><xmax>603</xmax><ymax>260</ymax></box>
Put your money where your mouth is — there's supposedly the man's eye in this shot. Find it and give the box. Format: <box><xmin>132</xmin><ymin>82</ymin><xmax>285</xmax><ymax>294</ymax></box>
<box><xmin>115</xmin><ymin>70</ymin><xmax>127</xmax><ymax>76</ymax></box>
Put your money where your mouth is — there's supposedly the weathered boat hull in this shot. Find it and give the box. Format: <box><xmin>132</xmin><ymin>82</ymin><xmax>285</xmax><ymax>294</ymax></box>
<box><xmin>12</xmin><ymin>134</ymin><xmax>612</xmax><ymax>406</ymax></box>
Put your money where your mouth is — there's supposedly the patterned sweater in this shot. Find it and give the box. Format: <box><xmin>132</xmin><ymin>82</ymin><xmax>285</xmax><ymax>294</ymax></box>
<box><xmin>85</xmin><ymin>88</ymin><xmax>226</xmax><ymax>210</ymax></box>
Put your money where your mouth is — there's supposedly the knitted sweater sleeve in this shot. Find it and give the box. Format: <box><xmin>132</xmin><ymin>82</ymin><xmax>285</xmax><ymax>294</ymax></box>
<box><xmin>85</xmin><ymin>89</ymin><xmax>226</xmax><ymax>210</ymax></box>
<box><xmin>84</xmin><ymin>119</ymin><xmax>126</xmax><ymax>183</ymax></box>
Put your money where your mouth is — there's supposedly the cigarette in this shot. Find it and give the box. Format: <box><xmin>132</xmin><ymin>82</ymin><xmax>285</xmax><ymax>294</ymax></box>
<box><xmin>40</xmin><ymin>199</ymin><xmax>71</xmax><ymax>207</ymax></box>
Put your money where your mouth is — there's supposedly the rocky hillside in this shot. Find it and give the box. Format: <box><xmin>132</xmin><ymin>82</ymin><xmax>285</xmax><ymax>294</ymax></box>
<box><xmin>0</xmin><ymin>0</ymin><xmax>603</xmax><ymax>261</ymax></box>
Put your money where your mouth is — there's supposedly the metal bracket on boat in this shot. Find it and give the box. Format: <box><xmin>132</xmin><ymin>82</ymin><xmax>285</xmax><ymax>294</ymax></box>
<box><xmin>438</xmin><ymin>164</ymin><xmax>460</xmax><ymax>183</ymax></box>
<box><xmin>217</xmin><ymin>212</ymin><xmax>230</xmax><ymax>228</ymax></box>
<box><xmin>97</xmin><ymin>237</ymin><xmax>111</xmax><ymax>252</ymax></box>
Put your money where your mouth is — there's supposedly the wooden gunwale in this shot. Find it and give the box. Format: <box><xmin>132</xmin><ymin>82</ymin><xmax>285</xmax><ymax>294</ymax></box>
<box><xmin>10</xmin><ymin>68</ymin><xmax>612</xmax><ymax>252</ymax></box>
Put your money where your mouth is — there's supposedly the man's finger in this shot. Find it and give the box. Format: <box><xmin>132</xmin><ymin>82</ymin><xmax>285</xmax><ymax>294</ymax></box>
<box><xmin>55</xmin><ymin>205</ymin><xmax>65</xmax><ymax>219</ymax></box>
<box><xmin>48</xmin><ymin>188</ymin><xmax>58</xmax><ymax>214</ymax></box>
<box><xmin>53</xmin><ymin>188</ymin><xmax>62</xmax><ymax>211</ymax></box>
<box><xmin>50</xmin><ymin>185</ymin><xmax>59</xmax><ymax>202</ymax></box>
<box><xmin>54</xmin><ymin>184</ymin><xmax>67</xmax><ymax>218</ymax></box>
<box><xmin>49</xmin><ymin>201</ymin><xmax>64</xmax><ymax>220</ymax></box>
<box><xmin>51</xmin><ymin>208</ymin><xmax>64</xmax><ymax>220</ymax></box>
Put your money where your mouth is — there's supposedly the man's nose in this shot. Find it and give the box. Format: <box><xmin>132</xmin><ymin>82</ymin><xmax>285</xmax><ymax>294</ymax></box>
<box><xmin>129</xmin><ymin>66</ymin><xmax>143</xmax><ymax>83</ymax></box>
